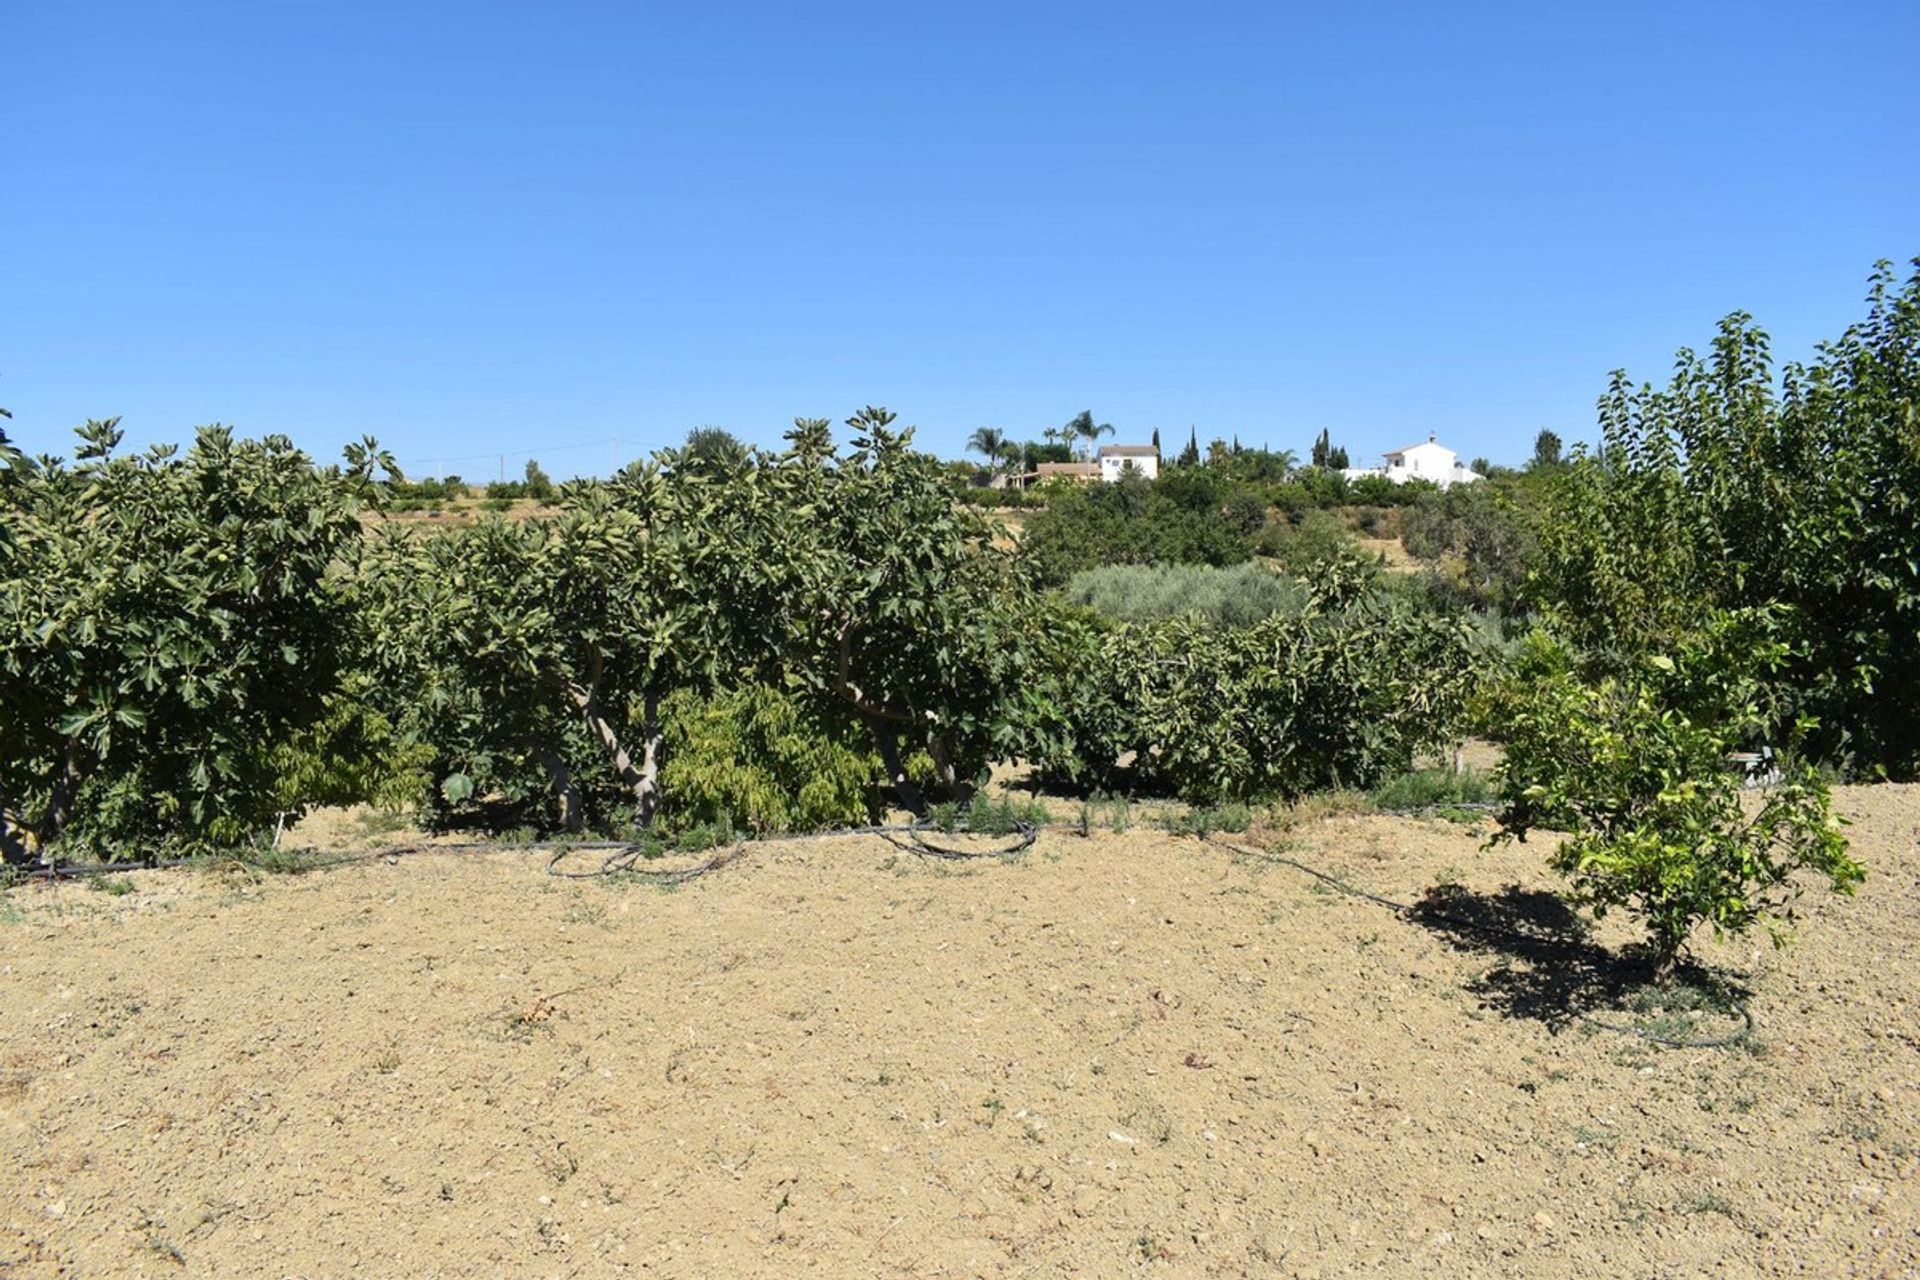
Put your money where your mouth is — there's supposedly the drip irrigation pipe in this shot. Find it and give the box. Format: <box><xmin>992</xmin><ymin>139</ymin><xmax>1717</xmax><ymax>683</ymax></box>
<box><xmin>12</xmin><ymin>820</ymin><xmax>1751</xmax><ymax>1048</ymax></box>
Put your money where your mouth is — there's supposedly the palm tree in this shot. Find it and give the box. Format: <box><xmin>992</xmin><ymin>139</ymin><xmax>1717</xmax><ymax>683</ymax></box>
<box><xmin>967</xmin><ymin>427</ymin><xmax>1007</xmax><ymax>471</ymax></box>
<box><xmin>1065</xmin><ymin>410</ymin><xmax>1113</xmax><ymax>462</ymax></box>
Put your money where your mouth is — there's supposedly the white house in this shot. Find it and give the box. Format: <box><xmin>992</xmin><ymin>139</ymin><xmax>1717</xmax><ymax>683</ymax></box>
<box><xmin>1344</xmin><ymin>434</ymin><xmax>1480</xmax><ymax>489</ymax></box>
<box><xmin>1097</xmin><ymin>444</ymin><xmax>1160</xmax><ymax>482</ymax></box>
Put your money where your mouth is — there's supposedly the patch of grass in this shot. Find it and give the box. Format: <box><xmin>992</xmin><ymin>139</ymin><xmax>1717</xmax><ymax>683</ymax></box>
<box><xmin>667</xmin><ymin>818</ymin><xmax>736</xmax><ymax>853</ymax></box>
<box><xmin>134</xmin><ymin>1211</ymin><xmax>186</xmax><ymax>1268</ymax></box>
<box><xmin>191</xmin><ymin>842</ymin><xmax>310</xmax><ymax>879</ymax></box>
<box><xmin>1274</xmin><ymin>790</ymin><xmax>1373</xmax><ymax>828</ymax></box>
<box><xmin>535</xmin><ymin>1142</ymin><xmax>579</xmax><ymax>1185</ymax></box>
<box><xmin>87</xmin><ymin>874</ymin><xmax>138</xmax><ymax>896</ymax></box>
<box><xmin>1159</xmin><ymin>802</ymin><xmax>1251</xmax><ymax>838</ymax></box>
<box><xmin>1075</xmin><ymin>792</ymin><xmax>1131</xmax><ymax>835</ymax></box>
<box><xmin>353</xmin><ymin>807</ymin><xmax>415</xmax><ymax>837</ymax></box>
<box><xmin>1622</xmin><ymin>973</ymin><xmax>1744</xmax><ymax>1043</ymax></box>
<box><xmin>562</xmin><ymin>897</ymin><xmax>611</xmax><ymax>928</ymax></box>
<box><xmin>1572</xmin><ymin>1125</ymin><xmax>1618</xmax><ymax>1152</ymax></box>
<box><xmin>1369</xmin><ymin>767</ymin><xmax>1493</xmax><ymax>812</ymax></box>
<box><xmin>928</xmin><ymin>794</ymin><xmax>1050</xmax><ymax>836</ymax></box>
<box><xmin>1681</xmin><ymin>1189</ymin><xmax>1734</xmax><ymax>1217</ymax></box>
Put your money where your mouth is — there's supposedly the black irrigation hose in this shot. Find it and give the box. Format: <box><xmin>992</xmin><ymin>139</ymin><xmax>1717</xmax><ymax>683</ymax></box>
<box><xmin>546</xmin><ymin>841</ymin><xmax>751</xmax><ymax>883</ymax></box>
<box><xmin>545</xmin><ymin>817</ymin><xmax>1042</xmax><ymax>880</ymax></box>
<box><xmin>11</xmin><ymin>816</ymin><xmax>1040</xmax><ymax>887</ymax></box>
<box><xmin>15</xmin><ymin>854</ymin><xmax>199</xmax><ymax>881</ymax></box>
<box><xmin>881</xmin><ymin>818</ymin><xmax>1041</xmax><ymax>861</ymax></box>
<box><xmin>1201</xmin><ymin>832</ymin><xmax>1755</xmax><ymax>1050</ymax></box>
<box><xmin>11</xmin><ymin>821</ymin><xmax>1748</xmax><ymax>1048</ymax></box>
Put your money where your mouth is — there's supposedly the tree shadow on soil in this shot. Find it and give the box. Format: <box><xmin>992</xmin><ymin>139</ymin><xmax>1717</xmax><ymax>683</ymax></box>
<box><xmin>1408</xmin><ymin>883</ymin><xmax>1746</xmax><ymax>1032</ymax></box>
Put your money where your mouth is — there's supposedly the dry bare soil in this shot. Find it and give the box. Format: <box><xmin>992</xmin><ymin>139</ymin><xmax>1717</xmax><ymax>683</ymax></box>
<box><xmin>3</xmin><ymin>788</ymin><xmax>1917</xmax><ymax>1278</ymax></box>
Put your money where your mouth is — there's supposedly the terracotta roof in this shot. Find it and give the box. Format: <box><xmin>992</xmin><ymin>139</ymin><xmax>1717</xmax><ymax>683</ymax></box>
<box><xmin>1034</xmin><ymin>462</ymin><xmax>1098</xmax><ymax>475</ymax></box>
<box><xmin>1098</xmin><ymin>444</ymin><xmax>1159</xmax><ymax>458</ymax></box>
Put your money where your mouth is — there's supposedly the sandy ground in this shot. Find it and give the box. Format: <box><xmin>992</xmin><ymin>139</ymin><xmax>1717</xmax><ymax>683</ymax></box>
<box><xmin>2</xmin><ymin>789</ymin><xmax>1916</xmax><ymax>1278</ymax></box>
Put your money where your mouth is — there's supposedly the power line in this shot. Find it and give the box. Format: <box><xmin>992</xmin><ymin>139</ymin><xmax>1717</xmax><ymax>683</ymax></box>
<box><xmin>395</xmin><ymin>436</ymin><xmax>638</xmax><ymax>478</ymax></box>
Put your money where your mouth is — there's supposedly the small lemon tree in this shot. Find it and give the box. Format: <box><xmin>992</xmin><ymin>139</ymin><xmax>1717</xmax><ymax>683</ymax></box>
<box><xmin>1491</xmin><ymin>613</ymin><xmax>1862</xmax><ymax>983</ymax></box>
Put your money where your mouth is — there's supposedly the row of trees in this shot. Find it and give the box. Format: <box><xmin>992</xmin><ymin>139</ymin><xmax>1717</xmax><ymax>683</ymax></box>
<box><xmin>6</xmin><ymin>259</ymin><xmax>1912</xmax><ymax>984</ymax></box>
<box><xmin>1</xmin><ymin>408</ymin><xmax>1486</xmax><ymax>859</ymax></box>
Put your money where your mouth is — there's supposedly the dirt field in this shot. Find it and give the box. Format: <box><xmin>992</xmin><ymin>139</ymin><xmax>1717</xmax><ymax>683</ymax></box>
<box><xmin>3</xmin><ymin>788</ymin><xmax>1916</xmax><ymax>1278</ymax></box>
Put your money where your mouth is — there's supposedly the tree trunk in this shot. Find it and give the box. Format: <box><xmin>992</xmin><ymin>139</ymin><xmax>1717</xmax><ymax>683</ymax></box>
<box><xmin>868</xmin><ymin>715</ymin><xmax>924</xmax><ymax>817</ymax></box>
<box><xmin>36</xmin><ymin>737</ymin><xmax>84</xmax><ymax>852</ymax></box>
<box><xmin>927</xmin><ymin>735</ymin><xmax>972</xmax><ymax>804</ymax></box>
<box><xmin>1650</xmin><ymin>946</ymin><xmax>1680</xmax><ymax>988</ymax></box>
<box><xmin>0</xmin><ymin>815</ymin><xmax>30</xmax><ymax>868</ymax></box>
<box><xmin>635</xmin><ymin>686</ymin><xmax>663</xmax><ymax>828</ymax></box>
<box><xmin>566</xmin><ymin>679</ymin><xmax>659</xmax><ymax>824</ymax></box>
<box><xmin>534</xmin><ymin>745</ymin><xmax>584</xmax><ymax>834</ymax></box>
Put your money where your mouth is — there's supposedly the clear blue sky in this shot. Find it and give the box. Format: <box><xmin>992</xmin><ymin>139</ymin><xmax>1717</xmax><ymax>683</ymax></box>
<box><xmin>5</xmin><ymin>1</ymin><xmax>1916</xmax><ymax>476</ymax></box>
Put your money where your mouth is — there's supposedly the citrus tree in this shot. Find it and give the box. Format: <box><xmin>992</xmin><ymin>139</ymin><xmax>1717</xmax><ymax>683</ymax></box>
<box><xmin>1489</xmin><ymin>614</ymin><xmax>1862</xmax><ymax>983</ymax></box>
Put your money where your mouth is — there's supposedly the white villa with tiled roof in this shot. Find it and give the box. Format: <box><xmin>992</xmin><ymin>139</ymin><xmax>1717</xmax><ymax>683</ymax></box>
<box><xmin>1097</xmin><ymin>443</ymin><xmax>1160</xmax><ymax>482</ymax></box>
<box><xmin>1343</xmin><ymin>433</ymin><xmax>1480</xmax><ymax>489</ymax></box>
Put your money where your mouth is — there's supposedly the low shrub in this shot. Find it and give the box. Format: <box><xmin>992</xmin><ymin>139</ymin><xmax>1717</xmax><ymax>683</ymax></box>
<box><xmin>1369</xmin><ymin>767</ymin><xmax>1493</xmax><ymax>811</ymax></box>
<box><xmin>925</xmin><ymin>792</ymin><xmax>1052</xmax><ymax>834</ymax></box>
<box><xmin>1255</xmin><ymin>509</ymin><xmax>1364</xmax><ymax>574</ymax></box>
<box><xmin>1159</xmin><ymin>802</ymin><xmax>1252</xmax><ymax>837</ymax></box>
<box><xmin>1044</xmin><ymin>566</ymin><xmax>1484</xmax><ymax>802</ymax></box>
<box><xmin>658</xmin><ymin>685</ymin><xmax>883</xmax><ymax>836</ymax></box>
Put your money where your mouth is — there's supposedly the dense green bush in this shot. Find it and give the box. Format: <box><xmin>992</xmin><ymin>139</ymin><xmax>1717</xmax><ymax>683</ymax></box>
<box><xmin>1061</xmin><ymin>562</ymin><xmax>1309</xmax><ymax>628</ymax></box>
<box><xmin>0</xmin><ymin>422</ymin><xmax>392</xmax><ymax>861</ymax></box>
<box><xmin>1399</xmin><ymin>479</ymin><xmax>1536</xmax><ymax>614</ymax></box>
<box><xmin>386</xmin><ymin>474</ymin><xmax>470</xmax><ymax>512</ymax></box>
<box><xmin>1489</xmin><ymin>618</ymin><xmax>1861</xmax><ymax>982</ymax></box>
<box><xmin>1528</xmin><ymin>260</ymin><xmax>1920</xmax><ymax>776</ymax></box>
<box><xmin>1019</xmin><ymin>468</ymin><xmax>1264</xmax><ymax>586</ymax></box>
<box><xmin>1255</xmin><ymin>508</ymin><xmax>1366</xmax><ymax>574</ymax></box>
<box><xmin>1043</xmin><ymin>567</ymin><xmax>1483</xmax><ymax>801</ymax></box>
<box><xmin>658</xmin><ymin>685</ymin><xmax>884</xmax><ymax>834</ymax></box>
<box><xmin>483</xmin><ymin>459</ymin><xmax>557</xmax><ymax>503</ymax></box>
